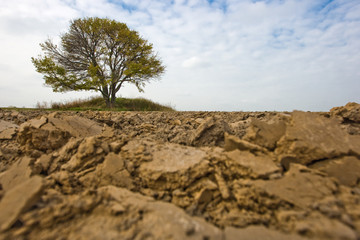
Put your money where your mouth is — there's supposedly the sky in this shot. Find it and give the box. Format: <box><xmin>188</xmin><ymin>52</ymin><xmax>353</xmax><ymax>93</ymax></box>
<box><xmin>0</xmin><ymin>0</ymin><xmax>359</xmax><ymax>111</ymax></box>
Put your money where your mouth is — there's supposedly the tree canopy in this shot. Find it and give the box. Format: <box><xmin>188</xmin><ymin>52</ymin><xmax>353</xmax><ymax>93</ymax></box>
<box><xmin>32</xmin><ymin>17</ymin><xmax>165</xmax><ymax>108</ymax></box>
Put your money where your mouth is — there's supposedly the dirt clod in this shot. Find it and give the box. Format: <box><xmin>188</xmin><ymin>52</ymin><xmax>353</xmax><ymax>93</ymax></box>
<box><xmin>1</xmin><ymin>104</ymin><xmax>360</xmax><ymax>239</ymax></box>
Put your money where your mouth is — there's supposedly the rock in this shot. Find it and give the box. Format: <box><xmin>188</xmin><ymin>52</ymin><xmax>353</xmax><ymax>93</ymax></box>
<box><xmin>101</xmin><ymin>125</ymin><xmax>115</xmax><ymax>138</ymax></box>
<box><xmin>194</xmin><ymin>188</ymin><xmax>213</xmax><ymax>208</ymax></box>
<box><xmin>294</xmin><ymin>213</ymin><xmax>357</xmax><ymax>240</ymax></box>
<box><xmin>0</xmin><ymin>157</ymin><xmax>32</xmax><ymax>191</ymax></box>
<box><xmin>96</xmin><ymin>152</ymin><xmax>133</xmax><ymax>188</ymax></box>
<box><xmin>225</xmin><ymin>225</ymin><xmax>305</xmax><ymax>240</ymax></box>
<box><xmin>91</xmin><ymin>186</ymin><xmax>224</xmax><ymax>240</ymax></box>
<box><xmin>2</xmin><ymin>109</ymin><xmax>360</xmax><ymax>238</ymax></box>
<box><xmin>20</xmin><ymin>116</ymin><xmax>47</xmax><ymax>130</ymax></box>
<box><xmin>47</xmin><ymin>115</ymin><xmax>103</xmax><ymax>138</ymax></box>
<box><xmin>224</xmin><ymin>133</ymin><xmax>268</xmax><ymax>154</ymax></box>
<box><xmin>138</xmin><ymin>143</ymin><xmax>210</xmax><ymax>190</ymax></box>
<box><xmin>226</xmin><ymin>149</ymin><xmax>281</xmax><ymax>179</ymax></box>
<box><xmin>331</xmin><ymin>102</ymin><xmax>360</xmax><ymax>123</ymax></box>
<box><xmin>0</xmin><ymin>120</ymin><xmax>18</xmax><ymax>140</ymax></box>
<box><xmin>214</xmin><ymin>169</ymin><xmax>230</xmax><ymax>199</ymax></box>
<box><xmin>17</xmin><ymin>123</ymin><xmax>71</xmax><ymax>152</ymax></box>
<box><xmin>17</xmin><ymin>114</ymin><xmax>103</xmax><ymax>151</ymax></box>
<box><xmin>253</xmin><ymin>164</ymin><xmax>338</xmax><ymax>209</ymax></box>
<box><xmin>276</xmin><ymin>111</ymin><xmax>360</xmax><ymax>166</ymax></box>
<box><xmin>309</xmin><ymin>156</ymin><xmax>360</xmax><ymax>187</ymax></box>
<box><xmin>0</xmin><ymin>176</ymin><xmax>44</xmax><ymax>232</ymax></box>
<box><xmin>109</xmin><ymin>141</ymin><xmax>123</xmax><ymax>153</ymax></box>
<box><xmin>47</xmin><ymin>138</ymin><xmax>82</xmax><ymax>173</ymax></box>
<box><xmin>0</xmin><ymin>120</ymin><xmax>18</xmax><ymax>132</ymax></box>
<box><xmin>311</xmin><ymin>196</ymin><xmax>344</xmax><ymax>218</ymax></box>
<box><xmin>34</xmin><ymin>154</ymin><xmax>53</xmax><ymax>173</ymax></box>
<box><xmin>61</xmin><ymin>136</ymin><xmax>106</xmax><ymax>172</ymax></box>
<box><xmin>10</xmin><ymin>111</ymin><xmax>19</xmax><ymax>118</ymax></box>
<box><xmin>51</xmin><ymin>170</ymin><xmax>75</xmax><ymax>194</ymax></box>
<box><xmin>172</xmin><ymin>119</ymin><xmax>181</xmax><ymax>125</ymax></box>
<box><xmin>189</xmin><ymin>117</ymin><xmax>231</xmax><ymax>146</ymax></box>
<box><xmin>243</xmin><ymin>118</ymin><xmax>286</xmax><ymax>150</ymax></box>
<box><xmin>0</xmin><ymin>128</ymin><xmax>17</xmax><ymax>140</ymax></box>
<box><xmin>189</xmin><ymin>117</ymin><xmax>215</xmax><ymax>145</ymax></box>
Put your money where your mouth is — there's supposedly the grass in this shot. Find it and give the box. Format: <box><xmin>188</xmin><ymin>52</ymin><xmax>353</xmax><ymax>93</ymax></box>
<box><xmin>49</xmin><ymin>96</ymin><xmax>175</xmax><ymax>111</ymax></box>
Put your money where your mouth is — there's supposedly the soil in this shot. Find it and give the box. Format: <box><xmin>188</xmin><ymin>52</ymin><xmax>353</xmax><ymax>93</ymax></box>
<box><xmin>0</xmin><ymin>102</ymin><xmax>360</xmax><ymax>239</ymax></box>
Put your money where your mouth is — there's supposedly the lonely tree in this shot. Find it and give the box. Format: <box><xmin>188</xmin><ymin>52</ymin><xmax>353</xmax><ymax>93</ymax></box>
<box><xmin>32</xmin><ymin>17</ymin><xmax>165</xmax><ymax>108</ymax></box>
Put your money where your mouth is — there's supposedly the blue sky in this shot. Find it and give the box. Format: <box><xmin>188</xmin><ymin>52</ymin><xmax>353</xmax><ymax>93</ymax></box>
<box><xmin>0</xmin><ymin>0</ymin><xmax>359</xmax><ymax>111</ymax></box>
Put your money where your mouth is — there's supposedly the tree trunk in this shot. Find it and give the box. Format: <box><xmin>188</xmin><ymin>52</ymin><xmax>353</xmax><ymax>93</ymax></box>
<box><xmin>105</xmin><ymin>98</ymin><xmax>111</xmax><ymax>108</ymax></box>
<box><xmin>101</xmin><ymin>85</ymin><xmax>111</xmax><ymax>108</ymax></box>
<box><xmin>102</xmin><ymin>93</ymin><xmax>111</xmax><ymax>108</ymax></box>
<box><xmin>110</xmin><ymin>90</ymin><xmax>116</xmax><ymax>108</ymax></box>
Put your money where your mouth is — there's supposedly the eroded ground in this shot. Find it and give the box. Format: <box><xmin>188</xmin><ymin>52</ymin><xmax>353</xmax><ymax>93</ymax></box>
<box><xmin>0</xmin><ymin>102</ymin><xmax>360</xmax><ymax>239</ymax></box>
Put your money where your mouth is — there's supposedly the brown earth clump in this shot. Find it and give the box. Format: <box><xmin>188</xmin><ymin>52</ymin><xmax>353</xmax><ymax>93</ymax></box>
<box><xmin>0</xmin><ymin>104</ymin><xmax>360</xmax><ymax>239</ymax></box>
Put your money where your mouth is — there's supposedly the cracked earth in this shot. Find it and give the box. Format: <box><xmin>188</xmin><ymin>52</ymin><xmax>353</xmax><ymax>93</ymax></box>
<box><xmin>0</xmin><ymin>102</ymin><xmax>360</xmax><ymax>239</ymax></box>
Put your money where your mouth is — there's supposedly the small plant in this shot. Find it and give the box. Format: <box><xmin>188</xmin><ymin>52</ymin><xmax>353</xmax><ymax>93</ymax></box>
<box><xmin>36</xmin><ymin>101</ymin><xmax>48</xmax><ymax>109</ymax></box>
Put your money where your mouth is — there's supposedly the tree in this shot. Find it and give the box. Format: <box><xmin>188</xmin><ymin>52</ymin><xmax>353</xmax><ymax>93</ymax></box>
<box><xmin>32</xmin><ymin>17</ymin><xmax>165</xmax><ymax>108</ymax></box>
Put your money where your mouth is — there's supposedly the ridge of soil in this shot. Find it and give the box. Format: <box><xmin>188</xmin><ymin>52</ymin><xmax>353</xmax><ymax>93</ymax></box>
<box><xmin>0</xmin><ymin>103</ymin><xmax>360</xmax><ymax>239</ymax></box>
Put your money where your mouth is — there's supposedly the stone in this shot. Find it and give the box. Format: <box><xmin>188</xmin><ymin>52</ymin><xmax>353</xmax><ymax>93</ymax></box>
<box><xmin>47</xmin><ymin>115</ymin><xmax>103</xmax><ymax>138</ymax></box>
<box><xmin>51</xmin><ymin>171</ymin><xmax>74</xmax><ymax>193</ymax></box>
<box><xmin>189</xmin><ymin>117</ymin><xmax>232</xmax><ymax>147</ymax></box>
<box><xmin>294</xmin><ymin>213</ymin><xmax>357</xmax><ymax>240</ymax></box>
<box><xmin>0</xmin><ymin>120</ymin><xmax>18</xmax><ymax>140</ymax></box>
<box><xmin>172</xmin><ymin>119</ymin><xmax>181</xmax><ymax>125</ymax></box>
<box><xmin>0</xmin><ymin>157</ymin><xmax>32</xmax><ymax>191</ymax></box>
<box><xmin>309</xmin><ymin>156</ymin><xmax>360</xmax><ymax>187</ymax></box>
<box><xmin>276</xmin><ymin>111</ymin><xmax>360</xmax><ymax>166</ymax></box>
<box><xmin>100</xmin><ymin>152</ymin><xmax>124</xmax><ymax>174</ymax></box>
<box><xmin>0</xmin><ymin>120</ymin><xmax>18</xmax><ymax>132</ymax></box>
<box><xmin>189</xmin><ymin>117</ymin><xmax>215</xmax><ymax>145</ymax></box>
<box><xmin>95</xmin><ymin>186</ymin><xmax>223</xmax><ymax>240</ymax></box>
<box><xmin>17</xmin><ymin>123</ymin><xmax>71</xmax><ymax>151</ymax></box>
<box><xmin>253</xmin><ymin>164</ymin><xmax>338</xmax><ymax>209</ymax></box>
<box><xmin>0</xmin><ymin>128</ymin><xmax>17</xmax><ymax>140</ymax></box>
<box><xmin>34</xmin><ymin>154</ymin><xmax>53</xmax><ymax>173</ymax></box>
<box><xmin>138</xmin><ymin>143</ymin><xmax>210</xmax><ymax>190</ymax></box>
<box><xmin>96</xmin><ymin>152</ymin><xmax>133</xmax><ymax>188</ymax></box>
<box><xmin>109</xmin><ymin>141</ymin><xmax>123</xmax><ymax>153</ymax></box>
<box><xmin>10</xmin><ymin>111</ymin><xmax>19</xmax><ymax>117</ymax></box>
<box><xmin>224</xmin><ymin>226</ymin><xmax>305</xmax><ymax>240</ymax></box>
<box><xmin>224</xmin><ymin>133</ymin><xmax>268</xmax><ymax>154</ymax></box>
<box><xmin>110</xmin><ymin>202</ymin><xmax>126</xmax><ymax>215</ymax></box>
<box><xmin>243</xmin><ymin>118</ymin><xmax>286</xmax><ymax>150</ymax></box>
<box><xmin>47</xmin><ymin>138</ymin><xmax>82</xmax><ymax>173</ymax></box>
<box><xmin>226</xmin><ymin>149</ymin><xmax>281</xmax><ymax>179</ymax></box>
<box><xmin>214</xmin><ymin>169</ymin><xmax>230</xmax><ymax>199</ymax></box>
<box><xmin>27</xmin><ymin>116</ymin><xmax>47</xmax><ymax>129</ymax></box>
<box><xmin>17</xmin><ymin>114</ymin><xmax>103</xmax><ymax>151</ymax></box>
<box><xmin>331</xmin><ymin>102</ymin><xmax>360</xmax><ymax>123</ymax></box>
<box><xmin>61</xmin><ymin>136</ymin><xmax>104</xmax><ymax>171</ymax></box>
<box><xmin>101</xmin><ymin>125</ymin><xmax>115</xmax><ymax>138</ymax></box>
<box><xmin>0</xmin><ymin>176</ymin><xmax>44</xmax><ymax>232</ymax></box>
<box><xmin>2</xmin><ymin>109</ymin><xmax>360</xmax><ymax>239</ymax></box>
<box><xmin>194</xmin><ymin>188</ymin><xmax>213</xmax><ymax>207</ymax></box>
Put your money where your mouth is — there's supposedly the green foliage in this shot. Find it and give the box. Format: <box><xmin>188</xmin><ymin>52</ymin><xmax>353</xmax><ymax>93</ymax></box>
<box><xmin>32</xmin><ymin>17</ymin><xmax>165</xmax><ymax>107</ymax></box>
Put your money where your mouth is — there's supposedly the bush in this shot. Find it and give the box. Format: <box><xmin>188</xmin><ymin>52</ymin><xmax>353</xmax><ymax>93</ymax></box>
<box><xmin>50</xmin><ymin>96</ymin><xmax>175</xmax><ymax>111</ymax></box>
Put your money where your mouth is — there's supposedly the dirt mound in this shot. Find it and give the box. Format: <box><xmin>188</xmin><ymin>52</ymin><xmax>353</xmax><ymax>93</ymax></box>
<box><xmin>0</xmin><ymin>104</ymin><xmax>360</xmax><ymax>239</ymax></box>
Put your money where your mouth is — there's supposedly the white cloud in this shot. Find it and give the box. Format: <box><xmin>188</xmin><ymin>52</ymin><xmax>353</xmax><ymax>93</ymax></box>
<box><xmin>182</xmin><ymin>56</ymin><xmax>209</xmax><ymax>68</ymax></box>
<box><xmin>0</xmin><ymin>0</ymin><xmax>359</xmax><ymax>110</ymax></box>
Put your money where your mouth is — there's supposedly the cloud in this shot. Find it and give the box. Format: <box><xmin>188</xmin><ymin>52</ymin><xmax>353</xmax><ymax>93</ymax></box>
<box><xmin>0</xmin><ymin>0</ymin><xmax>359</xmax><ymax>110</ymax></box>
<box><xmin>182</xmin><ymin>56</ymin><xmax>209</xmax><ymax>68</ymax></box>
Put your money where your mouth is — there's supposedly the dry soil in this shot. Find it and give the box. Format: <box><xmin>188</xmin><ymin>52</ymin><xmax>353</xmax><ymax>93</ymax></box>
<box><xmin>0</xmin><ymin>102</ymin><xmax>360</xmax><ymax>239</ymax></box>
